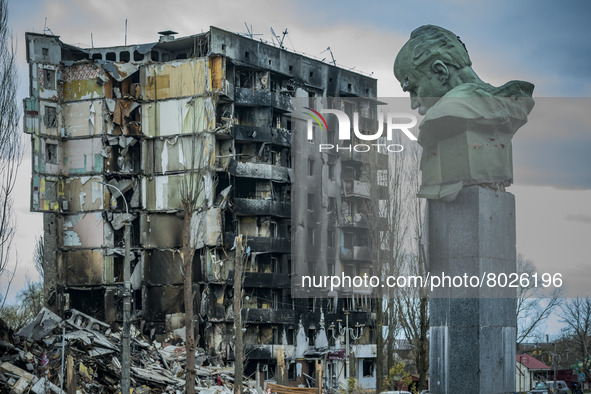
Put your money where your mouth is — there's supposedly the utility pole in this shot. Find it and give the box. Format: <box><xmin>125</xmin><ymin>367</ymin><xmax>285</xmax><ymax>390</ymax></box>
<box><xmin>345</xmin><ymin>312</ymin><xmax>350</xmax><ymax>379</ymax></box>
<box><xmin>122</xmin><ymin>216</ymin><xmax>131</xmax><ymax>394</ymax></box>
<box><xmin>329</xmin><ymin>311</ymin><xmax>364</xmax><ymax>382</ymax></box>
<box><xmin>101</xmin><ymin>182</ymin><xmax>131</xmax><ymax>394</ymax></box>
<box><xmin>233</xmin><ymin>235</ymin><xmax>245</xmax><ymax>393</ymax></box>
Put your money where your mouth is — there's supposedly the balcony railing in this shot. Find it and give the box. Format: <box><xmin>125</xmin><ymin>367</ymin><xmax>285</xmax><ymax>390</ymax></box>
<box><xmin>340</xmin><ymin>245</ymin><xmax>372</xmax><ymax>261</ymax></box>
<box><xmin>234</xmin><ymin>198</ymin><xmax>290</xmax><ymax>218</ymax></box>
<box><xmin>232</xmin><ymin>125</ymin><xmax>291</xmax><ymax>148</ymax></box>
<box><xmin>234</xmin><ymin>87</ymin><xmax>271</xmax><ymax>106</ymax></box>
<box><xmin>343</xmin><ymin>180</ymin><xmax>371</xmax><ymax>198</ymax></box>
<box><xmin>228</xmin><ymin>159</ymin><xmax>291</xmax><ymax>182</ymax></box>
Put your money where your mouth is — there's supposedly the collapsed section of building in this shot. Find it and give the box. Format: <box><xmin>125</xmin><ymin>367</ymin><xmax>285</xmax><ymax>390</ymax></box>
<box><xmin>24</xmin><ymin>27</ymin><xmax>391</xmax><ymax>390</ymax></box>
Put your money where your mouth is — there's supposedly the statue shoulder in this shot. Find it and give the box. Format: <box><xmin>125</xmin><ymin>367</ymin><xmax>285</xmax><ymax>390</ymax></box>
<box><xmin>421</xmin><ymin>81</ymin><xmax>535</xmax><ymax>129</ymax></box>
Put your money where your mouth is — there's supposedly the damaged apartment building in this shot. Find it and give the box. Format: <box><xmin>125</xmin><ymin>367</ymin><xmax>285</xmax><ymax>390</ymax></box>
<box><xmin>24</xmin><ymin>27</ymin><xmax>389</xmax><ymax>390</ymax></box>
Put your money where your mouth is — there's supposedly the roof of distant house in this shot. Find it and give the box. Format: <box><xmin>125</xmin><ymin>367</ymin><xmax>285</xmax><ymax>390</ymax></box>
<box><xmin>517</xmin><ymin>354</ymin><xmax>551</xmax><ymax>370</ymax></box>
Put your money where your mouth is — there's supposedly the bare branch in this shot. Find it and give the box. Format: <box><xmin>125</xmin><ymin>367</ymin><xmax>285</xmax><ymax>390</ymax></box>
<box><xmin>516</xmin><ymin>254</ymin><xmax>562</xmax><ymax>344</ymax></box>
<box><xmin>0</xmin><ymin>0</ymin><xmax>23</xmax><ymax>293</ymax></box>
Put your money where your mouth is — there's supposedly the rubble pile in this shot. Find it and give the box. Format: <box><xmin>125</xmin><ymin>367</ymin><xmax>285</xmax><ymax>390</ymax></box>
<box><xmin>0</xmin><ymin>308</ymin><xmax>254</xmax><ymax>393</ymax></box>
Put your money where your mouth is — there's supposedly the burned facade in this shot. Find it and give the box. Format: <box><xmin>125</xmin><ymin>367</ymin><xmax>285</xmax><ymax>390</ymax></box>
<box><xmin>24</xmin><ymin>27</ymin><xmax>388</xmax><ymax>390</ymax></box>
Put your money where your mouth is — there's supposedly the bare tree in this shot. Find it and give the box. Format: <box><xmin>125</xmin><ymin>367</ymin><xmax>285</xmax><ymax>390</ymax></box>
<box><xmin>180</xmin><ymin>131</ymin><xmax>211</xmax><ymax>394</ymax></box>
<box><xmin>179</xmin><ymin>77</ymin><xmax>213</xmax><ymax>392</ymax></box>
<box><xmin>374</xmin><ymin>134</ymin><xmax>408</xmax><ymax>392</ymax></box>
<box><xmin>0</xmin><ymin>279</ymin><xmax>43</xmax><ymax>330</ymax></box>
<box><xmin>516</xmin><ymin>254</ymin><xmax>561</xmax><ymax>345</ymax></box>
<box><xmin>560</xmin><ymin>297</ymin><xmax>591</xmax><ymax>383</ymax></box>
<box><xmin>394</xmin><ymin>143</ymin><xmax>429</xmax><ymax>390</ymax></box>
<box><xmin>0</xmin><ymin>0</ymin><xmax>23</xmax><ymax>306</ymax></box>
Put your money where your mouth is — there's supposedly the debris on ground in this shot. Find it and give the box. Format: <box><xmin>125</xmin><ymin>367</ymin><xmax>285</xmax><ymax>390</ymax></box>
<box><xmin>0</xmin><ymin>309</ymin><xmax>257</xmax><ymax>393</ymax></box>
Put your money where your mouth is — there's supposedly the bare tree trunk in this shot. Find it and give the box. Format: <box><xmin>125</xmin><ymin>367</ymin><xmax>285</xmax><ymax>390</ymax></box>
<box><xmin>386</xmin><ymin>295</ymin><xmax>396</xmax><ymax>373</ymax></box>
<box><xmin>0</xmin><ymin>0</ymin><xmax>23</xmax><ymax>303</ymax></box>
<box><xmin>376</xmin><ymin>300</ymin><xmax>385</xmax><ymax>392</ymax></box>
<box><xmin>183</xmin><ymin>209</ymin><xmax>196</xmax><ymax>394</ymax></box>
<box><xmin>417</xmin><ymin>296</ymin><xmax>428</xmax><ymax>390</ymax></box>
<box><xmin>233</xmin><ymin>235</ymin><xmax>245</xmax><ymax>393</ymax></box>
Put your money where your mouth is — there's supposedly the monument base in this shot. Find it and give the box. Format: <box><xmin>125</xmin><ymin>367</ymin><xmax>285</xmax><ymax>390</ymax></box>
<box><xmin>428</xmin><ymin>186</ymin><xmax>516</xmax><ymax>394</ymax></box>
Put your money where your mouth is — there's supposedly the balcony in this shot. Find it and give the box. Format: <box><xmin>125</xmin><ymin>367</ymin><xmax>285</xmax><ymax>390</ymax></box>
<box><xmin>343</xmin><ymin>180</ymin><xmax>371</xmax><ymax>198</ymax></box>
<box><xmin>339</xmin><ymin>148</ymin><xmax>371</xmax><ymax>163</ymax></box>
<box><xmin>340</xmin><ymin>245</ymin><xmax>372</xmax><ymax>261</ymax></box>
<box><xmin>227</xmin><ymin>159</ymin><xmax>291</xmax><ymax>182</ymax></box>
<box><xmin>246</xmin><ymin>272</ymin><xmax>290</xmax><ymax>288</ymax></box>
<box><xmin>212</xmin><ymin>79</ymin><xmax>234</xmax><ymax>101</ymax></box>
<box><xmin>227</xmin><ymin>272</ymin><xmax>290</xmax><ymax>289</ymax></box>
<box><xmin>234</xmin><ymin>87</ymin><xmax>271</xmax><ymax>106</ymax></box>
<box><xmin>242</xmin><ymin>308</ymin><xmax>297</xmax><ymax>324</ymax></box>
<box><xmin>271</xmin><ymin>92</ymin><xmax>292</xmax><ymax>112</ymax></box>
<box><xmin>242</xmin><ymin>344</ymin><xmax>296</xmax><ymax>360</ymax></box>
<box><xmin>234</xmin><ymin>198</ymin><xmax>290</xmax><ymax>218</ymax></box>
<box><xmin>232</xmin><ymin>125</ymin><xmax>291</xmax><ymax>148</ymax></box>
<box><xmin>247</xmin><ymin>236</ymin><xmax>290</xmax><ymax>253</ymax></box>
<box><xmin>341</xmin><ymin>213</ymin><xmax>370</xmax><ymax>228</ymax></box>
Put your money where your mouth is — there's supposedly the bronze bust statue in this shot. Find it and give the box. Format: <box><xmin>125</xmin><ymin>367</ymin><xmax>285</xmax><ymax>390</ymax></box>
<box><xmin>394</xmin><ymin>25</ymin><xmax>535</xmax><ymax>200</ymax></box>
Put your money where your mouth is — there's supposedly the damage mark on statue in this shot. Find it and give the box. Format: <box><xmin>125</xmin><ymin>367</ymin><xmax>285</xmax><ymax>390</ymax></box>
<box><xmin>394</xmin><ymin>24</ymin><xmax>535</xmax><ymax>201</ymax></box>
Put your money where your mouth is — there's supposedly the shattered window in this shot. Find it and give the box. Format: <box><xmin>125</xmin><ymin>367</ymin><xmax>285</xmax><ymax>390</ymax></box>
<box><xmin>378</xmin><ymin>200</ymin><xmax>388</xmax><ymax>218</ymax></box>
<box><xmin>343</xmin><ymin>232</ymin><xmax>354</xmax><ymax>248</ymax></box>
<box><xmin>43</xmin><ymin>69</ymin><xmax>55</xmax><ymax>90</ymax></box>
<box><xmin>44</xmin><ymin>106</ymin><xmax>58</xmax><ymax>128</ymax></box>
<box><xmin>46</xmin><ymin>143</ymin><xmax>57</xmax><ymax>165</ymax></box>
<box><xmin>377</xmin><ymin>169</ymin><xmax>388</xmax><ymax>186</ymax></box>
<box><xmin>288</xmin><ymin>363</ymin><xmax>296</xmax><ymax>380</ymax></box>
<box><xmin>328</xmin><ymin>197</ymin><xmax>336</xmax><ymax>212</ymax></box>
<box><xmin>328</xmin><ymin>163</ymin><xmax>335</xmax><ymax>180</ymax></box>
<box><xmin>307</xmin><ymin>227</ymin><xmax>315</xmax><ymax>245</ymax></box>
<box><xmin>363</xmin><ymin>359</ymin><xmax>375</xmax><ymax>377</ymax></box>
<box><xmin>328</xmin><ymin>230</ymin><xmax>335</xmax><ymax>247</ymax></box>
<box><xmin>44</xmin><ymin>181</ymin><xmax>57</xmax><ymax>201</ymax></box>
<box><xmin>270</xmin><ymin>222</ymin><xmax>278</xmax><ymax>238</ymax></box>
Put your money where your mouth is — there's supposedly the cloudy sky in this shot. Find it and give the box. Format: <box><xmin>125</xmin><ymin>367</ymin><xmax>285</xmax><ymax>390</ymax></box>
<box><xmin>4</xmin><ymin>0</ymin><xmax>591</xmax><ymax>333</ymax></box>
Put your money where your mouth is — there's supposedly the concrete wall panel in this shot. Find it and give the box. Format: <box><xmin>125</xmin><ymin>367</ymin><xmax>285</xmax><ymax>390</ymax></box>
<box><xmin>141</xmin><ymin>59</ymin><xmax>210</xmax><ymax>100</ymax></box>
<box><xmin>61</xmin><ymin>212</ymin><xmax>104</xmax><ymax>248</ymax></box>
<box><xmin>141</xmin><ymin>97</ymin><xmax>215</xmax><ymax>137</ymax></box>
<box><xmin>63</xmin><ymin>250</ymin><xmax>104</xmax><ymax>286</ymax></box>
<box><xmin>65</xmin><ymin>176</ymin><xmax>105</xmax><ymax>212</ymax></box>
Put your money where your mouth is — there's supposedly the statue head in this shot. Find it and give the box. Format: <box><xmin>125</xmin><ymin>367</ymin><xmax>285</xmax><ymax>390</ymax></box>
<box><xmin>394</xmin><ymin>25</ymin><xmax>474</xmax><ymax>115</ymax></box>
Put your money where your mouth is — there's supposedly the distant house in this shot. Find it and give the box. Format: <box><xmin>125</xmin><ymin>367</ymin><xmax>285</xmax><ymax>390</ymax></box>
<box><xmin>516</xmin><ymin>354</ymin><xmax>551</xmax><ymax>392</ymax></box>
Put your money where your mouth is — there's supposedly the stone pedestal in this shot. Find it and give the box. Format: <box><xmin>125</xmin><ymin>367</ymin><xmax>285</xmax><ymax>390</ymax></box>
<box><xmin>428</xmin><ymin>186</ymin><xmax>516</xmax><ymax>394</ymax></box>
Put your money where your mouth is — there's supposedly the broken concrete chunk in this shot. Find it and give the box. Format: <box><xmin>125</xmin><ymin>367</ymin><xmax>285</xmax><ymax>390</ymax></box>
<box><xmin>15</xmin><ymin>307</ymin><xmax>62</xmax><ymax>341</ymax></box>
<box><xmin>0</xmin><ymin>361</ymin><xmax>35</xmax><ymax>383</ymax></box>
<box><xmin>30</xmin><ymin>377</ymin><xmax>65</xmax><ymax>394</ymax></box>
